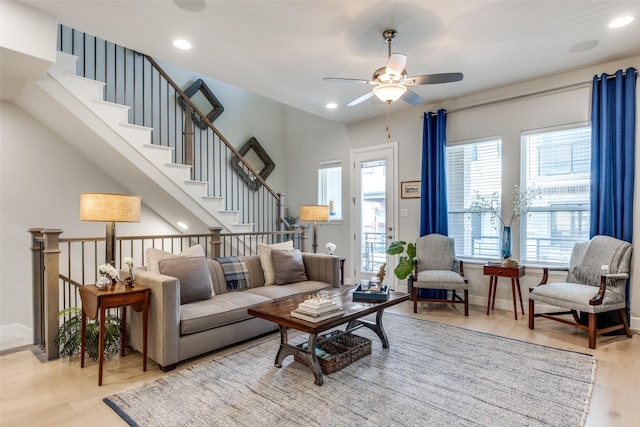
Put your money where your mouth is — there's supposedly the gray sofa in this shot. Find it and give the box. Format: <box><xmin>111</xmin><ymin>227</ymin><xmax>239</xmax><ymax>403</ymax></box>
<box><xmin>126</xmin><ymin>252</ymin><xmax>340</xmax><ymax>371</ymax></box>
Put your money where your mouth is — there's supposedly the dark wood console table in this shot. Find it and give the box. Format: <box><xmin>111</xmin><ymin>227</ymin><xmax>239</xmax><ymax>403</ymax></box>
<box><xmin>78</xmin><ymin>283</ymin><xmax>150</xmax><ymax>386</ymax></box>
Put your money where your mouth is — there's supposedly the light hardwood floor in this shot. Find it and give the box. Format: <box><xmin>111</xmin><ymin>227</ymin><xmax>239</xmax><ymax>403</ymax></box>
<box><xmin>1</xmin><ymin>301</ymin><xmax>638</xmax><ymax>427</ymax></box>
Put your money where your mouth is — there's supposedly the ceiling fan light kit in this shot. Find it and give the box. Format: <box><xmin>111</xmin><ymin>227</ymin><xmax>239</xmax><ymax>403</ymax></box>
<box><xmin>373</xmin><ymin>82</ymin><xmax>407</xmax><ymax>103</ymax></box>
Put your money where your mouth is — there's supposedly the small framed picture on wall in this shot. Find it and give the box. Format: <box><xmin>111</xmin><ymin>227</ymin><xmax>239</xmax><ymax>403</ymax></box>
<box><xmin>401</xmin><ymin>181</ymin><xmax>421</xmax><ymax>199</ymax></box>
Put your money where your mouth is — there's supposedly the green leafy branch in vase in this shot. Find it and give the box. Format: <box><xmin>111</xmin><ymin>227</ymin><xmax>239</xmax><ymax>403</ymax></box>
<box><xmin>470</xmin><ymin>184</ymin><xmax>541</xmax><ymax>228</ymax></box>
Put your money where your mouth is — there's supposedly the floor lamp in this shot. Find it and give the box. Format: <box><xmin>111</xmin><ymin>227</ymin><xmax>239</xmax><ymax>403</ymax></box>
<box><xmin>80</xmin><ymin>193</ymin><xmax>141</xmax><ymax>266</ymax></box>
<box><xmin>299</xmin><ymin>205</ymin><xmax>330</xmax><ymax>253</ymax></box>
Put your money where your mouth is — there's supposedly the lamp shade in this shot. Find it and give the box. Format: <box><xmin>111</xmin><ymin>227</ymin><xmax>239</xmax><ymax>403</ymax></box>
<box><xmin>80</xmin><ymin>193</ymin><xmax>141</xmax><ymax>222</ymax></box>
<box><xmin>373</xmin><ymin>82</ymin><xmax>407</xmax><ymax>103</ymax></box>
<box><xmin>299</xmin><ymin>205</ymin><xmax>330</xmax><ymax>222</ymax></box>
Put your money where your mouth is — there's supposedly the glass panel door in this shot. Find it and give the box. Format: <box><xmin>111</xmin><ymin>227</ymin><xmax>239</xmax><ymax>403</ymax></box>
<box><xmin>351</xmin><ymin>143</ymin><xmax>397</xmax><ymax>289</ymax></box>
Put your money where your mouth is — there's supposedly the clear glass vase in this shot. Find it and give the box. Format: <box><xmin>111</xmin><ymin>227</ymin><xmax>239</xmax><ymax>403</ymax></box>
<box><xmin>501</xmin><ymin>226</ymin><xmax>512</xmax><ymax>259</ymax></box>
<box><xmin>96</xmin><ymin>274</ymin><xmax>111</xmax><ymax>290</ymax></box>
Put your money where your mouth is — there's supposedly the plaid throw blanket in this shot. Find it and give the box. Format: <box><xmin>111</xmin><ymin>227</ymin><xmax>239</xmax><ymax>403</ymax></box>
<box><xmin>217</xmin><ymin>257</ymin><xmax>250</xmax><ymax>291</ymax></box>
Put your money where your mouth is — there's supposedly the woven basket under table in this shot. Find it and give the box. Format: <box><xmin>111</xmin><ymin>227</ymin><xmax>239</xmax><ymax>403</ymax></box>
<box><xmin>294</xmin><ymin>331</ymin><xmax>372</xmax><ymax>375</ymax></box>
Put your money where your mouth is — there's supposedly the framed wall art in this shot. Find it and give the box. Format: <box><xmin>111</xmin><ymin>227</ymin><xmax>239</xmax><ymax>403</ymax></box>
<box><xmin>401</xmin><ymin>181</ymin><xmax>421</xmax><ymax>199</ymax></box>
<box><xmin>178</xmin><ymin>79</ymin><xmax>224</xmax><ymax>129</ymax></box>
<box><xmin>231</xmin><ymin>137</ymin><xmax>275</xmax><ymax>191</ymax></box>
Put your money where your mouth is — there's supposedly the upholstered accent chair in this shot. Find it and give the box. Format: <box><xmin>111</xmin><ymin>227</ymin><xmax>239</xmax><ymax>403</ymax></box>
<box><xmin>528</xmin><ymin>235</ymin><xmax>633</xmax><ymax>349</ymax></box>
<box><xmin>412</xmin><ymin>233</ymin><xmax>469</xmax><ymax>316</ymax></box>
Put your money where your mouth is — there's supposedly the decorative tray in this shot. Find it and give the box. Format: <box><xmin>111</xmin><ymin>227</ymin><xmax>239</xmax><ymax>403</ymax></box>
<box><xmin>352</xmin><ymin>284</ymin><xmax>390</xmax><ymax>301</ymax></box>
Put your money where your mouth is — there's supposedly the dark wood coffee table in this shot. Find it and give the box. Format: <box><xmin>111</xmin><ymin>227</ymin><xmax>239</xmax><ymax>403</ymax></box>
<box><xmin>247</xmin><ymin>286</ymin><xmax>409</xmax><ymax>385</ymax></box>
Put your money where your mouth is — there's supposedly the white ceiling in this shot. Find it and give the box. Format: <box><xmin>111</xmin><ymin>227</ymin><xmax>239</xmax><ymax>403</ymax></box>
<box><xmin>19</xmin><ymin>0</ymin><xmax>640</xmax><ymax>124</ymax></box>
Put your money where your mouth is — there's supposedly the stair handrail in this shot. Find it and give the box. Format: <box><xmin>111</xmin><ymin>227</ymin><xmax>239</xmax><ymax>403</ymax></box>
<box><xmin>143</xmin><ymin>55</ymin><xmax>279</xmax><ymax>200</ymax></box>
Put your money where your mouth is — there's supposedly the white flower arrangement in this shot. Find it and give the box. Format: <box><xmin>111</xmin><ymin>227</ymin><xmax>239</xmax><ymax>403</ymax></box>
<box><xmin>99</xmin><ymin>263</ymin><xmax>119</xmax><ymax>281</ymax></box>
<box><xmin>470</xmin><ymin>185</ymin><xmax>541</xmax><ymax>228</ymax></box>
<box><xmin>124</xmin><ymin>257</ymin><xmax>134</xmax><ymax>269</ymax></box>
<box><xmin>325</xmin><ymin>242</ymin><xmax>336</xmax><ymax>255</ymax></box>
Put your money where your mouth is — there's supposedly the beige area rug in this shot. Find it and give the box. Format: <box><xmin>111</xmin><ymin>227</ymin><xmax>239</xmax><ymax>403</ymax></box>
<box><xmin>105</xmin><ymin>314</ymin><xmax>595</xmax><ymax>427</ymax></box>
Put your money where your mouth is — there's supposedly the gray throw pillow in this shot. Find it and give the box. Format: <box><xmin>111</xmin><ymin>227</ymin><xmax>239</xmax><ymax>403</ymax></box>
<box><xmin>158</xmin><ymin>256</ymin><xmax>213</xmax><ymax>304</ymax></box>
<box><xmin>271</xmin><ymin>249</ymin><xmax>307</xmax><ymax>285</ymax></box>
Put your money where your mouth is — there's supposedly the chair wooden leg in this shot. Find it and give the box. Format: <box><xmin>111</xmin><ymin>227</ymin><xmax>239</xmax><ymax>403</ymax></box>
<box><xmin>413</xmin><ymin>287</ymin><xmax>418</xmax><ymax>313</ymax></box>
<box><xmin>463</xmin><ymin>289</ymin><xmax>468</xmax><ymax>316</ymax></box>
<box><xmin>528</xmin><ymin>299</ymin><xmax>534</xmax><ymax>329</ymax></box>
<box><xmin>588</xmin><ymin>312</ymin><xmax>597</xmax><ymax>349</ymax></box>
<box><xmin>619</xmin><ymin>309</ymin><xmax>633</xmax><ymax>338</ymax></box>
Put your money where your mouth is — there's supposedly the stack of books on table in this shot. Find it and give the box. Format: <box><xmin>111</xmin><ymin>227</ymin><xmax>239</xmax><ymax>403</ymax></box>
<box><xmin>291</xmin><ymin>295</ymin><xmax>344</xmax><ymax>322</ymax></box>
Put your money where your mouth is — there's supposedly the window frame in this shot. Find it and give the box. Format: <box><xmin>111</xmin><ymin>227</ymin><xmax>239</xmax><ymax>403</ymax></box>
<box><xmin>446</xmin><ymin>136</ymin><xmax>503</xmax><ymax>259</ymax></box>
<box><xmin>317</xmin><ymin>160</ymin><xmax>343</xmax><ymax>222</ymax></box>
<box><xmin>520</xmin><ymin>123</ymin><xmax>591</xmax><ymax>265</ymax></box>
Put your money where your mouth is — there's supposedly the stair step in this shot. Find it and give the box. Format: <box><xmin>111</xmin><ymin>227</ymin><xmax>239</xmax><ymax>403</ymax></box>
<box><xmin>182</xmin><ymin>180</ymin><xmax>209</xmax><ymax>198</ymax></box>
<box><xmin>53</xmin><ymin>51</ymin><xmax>78</xmax><ymax>75</ymax></box>
<box><xmin>90</xmin><ymin>98</ymin><xmax>130</xmax><ymax>125</ymax></box>
<box><xmin>140</xmin><ymin>144</ymin><xmax>174</xmax><ymax>164</ymax></box>
<box><xmin>117</xmin><ymin>123</ymin><xmax>152</xmax><ymax>147</ymax></box>
<box><xmin>163</xmin><ymin>163</ymin><xmax>192</xmax><ymax>181</ymax></box>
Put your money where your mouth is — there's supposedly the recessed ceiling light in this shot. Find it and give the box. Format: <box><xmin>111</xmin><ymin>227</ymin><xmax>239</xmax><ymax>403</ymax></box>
<box><xmin>173</xmin><ymin>39</ymin><xmax>192</xmax><ymax>50</ymax></box>
<box><xmin>326</xmin><ymin>103</ymin><xmax>338</xmax><ymax>109</ymax></box>
<box><xmin>608</xmin><ymin>16</ymin><xmax>634</xmax><ymax>28</ymax></box>
<box><xmin>173</xmin><ymin>0</ymin><xmax>206</xmax><ymax>12</ymax></box>
<box><xmin>568</xmin><ymin>40</ymin><xmax>599</xmax><ymax>53</ymax></box>
<box><xmin>177</xmin><ymin>221</ymin><xmax>189</xmax><ymax>230</ymax></box>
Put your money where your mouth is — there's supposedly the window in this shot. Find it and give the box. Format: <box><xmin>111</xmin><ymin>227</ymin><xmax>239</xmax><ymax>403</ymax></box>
<box><xmin>447</xmin><ymin>138</ymin><xmax>502</xmax><ymax>258</ymax></box>
<box><xmin>521</xmin><ymin>125</ymin><xmax>591</xmax><ymax>264</ymax></box>
<box><xmin>318</xmin><ymin>161</ymin><xmax>342</xmax><ymax>221</ymax></box>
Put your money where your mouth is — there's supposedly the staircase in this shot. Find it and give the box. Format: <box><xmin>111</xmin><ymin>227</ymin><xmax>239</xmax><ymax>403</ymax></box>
<box><xmin>16</xmin><ymin>51</ymin><xmax>255</xmax><ymax>234</ymax></box>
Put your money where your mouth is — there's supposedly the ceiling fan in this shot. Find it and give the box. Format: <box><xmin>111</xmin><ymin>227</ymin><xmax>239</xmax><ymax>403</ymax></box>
<box><xmin>324</xmin><ymin>29</ymin><xmax>463</xmax><ymax>106</ymax></box>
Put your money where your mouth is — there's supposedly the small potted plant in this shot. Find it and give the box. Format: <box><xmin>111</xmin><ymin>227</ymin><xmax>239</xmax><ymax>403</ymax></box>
<box><xmin>386</xmin><ymin>241</ymin><xmax>416</xmax><ymax>280</ymax></box>
<box><xmin>54</xmin><ymin>306</ymin><xmax>124</xmax><ymax>362</ymax></box>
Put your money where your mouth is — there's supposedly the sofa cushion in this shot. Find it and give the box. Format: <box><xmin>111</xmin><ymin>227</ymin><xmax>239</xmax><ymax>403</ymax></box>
<box><xmin>257</xmin><ymin>240</ymin><xmax>294</xmax><ymax>285</ymax></box>
<box><xmin>158</xmin><ymin>256</ymin><xmax>213</xmax><ymax>304</ymax></box>
<box><xmin>147</xmin><ymin>245</ymin><xmax>205</xmax><ymax>273</ymax></box>
<box><xmin>272</xmin><ymin>249</ymin><xmax>307</xmax><ymax>285</ymax></box>
<box><xmin>180</xmin><ymin>292</ymin><xmax>272</xmax><ymax>335</ymax></box>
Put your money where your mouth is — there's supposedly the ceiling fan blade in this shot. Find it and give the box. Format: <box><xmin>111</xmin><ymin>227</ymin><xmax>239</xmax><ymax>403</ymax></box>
<box><xmin>401</xmin><ymin>89</ymin><xmax>423</xmax><ymax>105</ymax></box>
<box><xmin>347</xmin><ymin>91</ymin><xmax>375</xmax><ymax>106</ymax></box>
<box><xmin>405</xmin><ymin>72</ymin><xmax>464</xmax><ymax>85</ymax></box>
<box><xmin>323</xmin><ymin>77</ymin><xmax>372</xmax><ymax>84</ymax></box>
<box><xmin>386</xmin><ymin>53</ymin><xmax>407</xmax><ymax>78</ymax></box>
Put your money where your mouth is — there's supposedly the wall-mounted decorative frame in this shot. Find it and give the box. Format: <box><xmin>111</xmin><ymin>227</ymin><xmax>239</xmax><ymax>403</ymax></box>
<box><xmin>401</xmin><ymin>181</ymin><xmax>421</xmax><ymax>199</ymax></box>
<box><xmin>178</xmin><ymin>79</ymin><xmax>224</xmax><ymax>129</ymax></box>
<box><xmin>231</xmin><ymin>137</ymin><xmax>275</xmax><ymax>191</ymax></box>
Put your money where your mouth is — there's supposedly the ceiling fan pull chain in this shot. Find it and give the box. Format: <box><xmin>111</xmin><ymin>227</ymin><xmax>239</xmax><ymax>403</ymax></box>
<box><xmin>386</xmin><ymin>103</ymin><xmax>391</xmax><ymax>139</ymax></box>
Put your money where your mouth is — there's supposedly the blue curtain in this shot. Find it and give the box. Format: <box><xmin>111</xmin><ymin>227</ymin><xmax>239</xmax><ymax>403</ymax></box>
<box><xmin>418</xmin><ymin>109</ymin><xmax>448</xmax><ymax>299</ymax></box>
<box><xmin>590</xmin><ymin>67</ymin><xmax>636</xmax><ymax>242</ymax></box>
<box><xmin>590</xmin><ymin>67</ymin><xmax>636</xmax><ymax>319</ymax></box>
<box><xmin>420</xmin><ymin>109</ymin><xmax>448</xmax><ymax>237</ymax></box>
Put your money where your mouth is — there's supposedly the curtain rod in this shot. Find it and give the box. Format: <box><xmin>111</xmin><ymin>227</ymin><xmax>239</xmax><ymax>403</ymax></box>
<box><xmin>597</xmin><ymin>69</ymin><xmax>638</xmax><ymax>80</ymax></box>
<box><xmin>437</xmin><ymin>68</ymin><xmax>637</xmax><ymax>115</ymax></box>
<box><xmin>444</xmin><ymin>81</ymin><xmax>590</xmax><ymax>114</ymax></box>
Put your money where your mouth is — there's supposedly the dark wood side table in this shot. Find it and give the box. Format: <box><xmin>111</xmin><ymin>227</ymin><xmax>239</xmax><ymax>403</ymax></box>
<box><xmin>339</xmin><ymin>257</ymin><xmax>345</xmax><ymax>286</ymax></box>
<box><xmin>78</xmin><ymin>283</ymin><xmax>150</xmax><ymax>386</ymax></box>
<box><xmin>483</xmin><ymin>264</ymin><xmax>525</xmax><ymax>320</ymax></box>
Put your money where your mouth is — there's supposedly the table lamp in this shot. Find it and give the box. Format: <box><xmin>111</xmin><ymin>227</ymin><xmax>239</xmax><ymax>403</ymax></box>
<box><xmin>80</xmin><ymin>193</ymin><xmax>141</xmax><ymax>266</ymax></box>
<box><xmin>299</xmin><ymin>205</ymin><xmax>330</xmax><ymax>253</ymax></box>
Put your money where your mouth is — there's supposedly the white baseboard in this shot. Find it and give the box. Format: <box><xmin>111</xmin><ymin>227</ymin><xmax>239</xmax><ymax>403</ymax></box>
<box><xmin>0</xmin><ymin>323</ymin><xmax>32</xmax><ymax>351</ymax></box>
